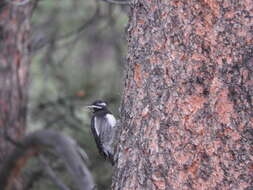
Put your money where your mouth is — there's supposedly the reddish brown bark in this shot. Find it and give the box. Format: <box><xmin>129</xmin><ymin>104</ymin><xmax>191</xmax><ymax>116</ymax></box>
<box><xmin>0</xmin><ymin>2</ymin><xmax>33</xmax><ymax>190</ymax></box>
<box><xmin>113</xmin><ymin>0</ymin><xmax>252</xmax><ymax>189</ymax></box>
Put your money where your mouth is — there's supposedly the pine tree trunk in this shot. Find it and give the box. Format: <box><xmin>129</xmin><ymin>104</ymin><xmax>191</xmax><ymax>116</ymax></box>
<box><xmin>0</xmin><ymin>2</ymin><xmax>33</xmax><ymax>190</ymax></box>
<box><xmin>113</xmin><ymin>1</ymin><xmax>252</xmax><ymax>189</ymax></box>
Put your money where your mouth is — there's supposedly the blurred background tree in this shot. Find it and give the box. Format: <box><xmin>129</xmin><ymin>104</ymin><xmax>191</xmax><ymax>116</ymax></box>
<box><xmin>0</xmin><ymin>0</ymin><xmax>128</xmax><ymax>190</ymax></box>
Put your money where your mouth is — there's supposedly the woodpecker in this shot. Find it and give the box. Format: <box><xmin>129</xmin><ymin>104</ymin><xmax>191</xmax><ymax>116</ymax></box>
<box><xmin>87</xmin><ymin>100</ymin><xmax>116</xmax><ymax>165</ymax></box>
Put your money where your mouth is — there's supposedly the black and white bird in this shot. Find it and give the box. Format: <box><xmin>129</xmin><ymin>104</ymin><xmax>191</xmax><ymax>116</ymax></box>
<box><xmin>87</xmin><ymin>100</ymin><xmax>116</xmax><ymax>164</ymax></box>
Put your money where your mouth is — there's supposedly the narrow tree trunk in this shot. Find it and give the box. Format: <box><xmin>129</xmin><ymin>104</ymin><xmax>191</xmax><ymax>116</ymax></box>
<box><xmin>113</xmin><ymin>0</ymin><xmax>252</xmax><ymax>189</ymax></box>
<box><xmin>0</xmin><ymin>2</ymin><xmax>33</xmax><ymax>190</ymax></box>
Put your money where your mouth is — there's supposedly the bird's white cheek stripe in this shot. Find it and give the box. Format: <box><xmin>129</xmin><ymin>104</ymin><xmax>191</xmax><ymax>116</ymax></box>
<box><xmin>97</xmin><ymin>102</ymin><xmax>107</xmax><ymax>107</ymax></box>
<box><xmin>106</xmin><ymin>114</ymin><xmax>116</xmax><ymax>127</ymax></box>
<box><xmin>94</xmin><ymin>117</ymin><xmax>100</xmax><ymax>136</ymax></box>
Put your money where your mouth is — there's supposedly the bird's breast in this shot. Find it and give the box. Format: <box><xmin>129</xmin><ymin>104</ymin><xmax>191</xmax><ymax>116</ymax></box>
<box><xmin>105</xmin><ymin>114</ymin><xmax>116</xmax><ymax>127</ymax></box>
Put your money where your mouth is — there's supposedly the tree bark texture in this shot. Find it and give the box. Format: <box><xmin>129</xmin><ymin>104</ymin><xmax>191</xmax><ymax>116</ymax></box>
<box><xmin>0</xmin><ymin>2</ymin><xmax>33</xmax><ymax>190</ymax></box>
<box><xmin>113</xmin><ymin>0</ymin><xmax>252</xmax><ymax>189</ymax></box>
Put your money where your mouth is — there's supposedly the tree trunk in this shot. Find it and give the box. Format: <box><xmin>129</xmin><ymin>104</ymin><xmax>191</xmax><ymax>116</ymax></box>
<box><xmin>113</xmin><ymin>1</ymin><xmax>252</xmax><ymax>189</ymax></box>
<box><xmin>0</xmin><ymin>2</ymin><xmax>33</xmax><ymax>190</ymax></box>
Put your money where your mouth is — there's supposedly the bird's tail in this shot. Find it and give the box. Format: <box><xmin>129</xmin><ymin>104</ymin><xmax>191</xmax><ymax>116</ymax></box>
<box><xmin>103</xmin><ymin>145</ymin><xmax>114</xmax><ymax>165</ymax></box>
<box><xmin>108</xmin><ymin>152</ymin><xmax>114</xmax><ymax>165</ymax></box>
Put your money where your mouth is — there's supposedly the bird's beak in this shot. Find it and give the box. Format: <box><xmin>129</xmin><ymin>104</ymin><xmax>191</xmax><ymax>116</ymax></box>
<box><xmin>86</xmin><ymin>106</ymin><xmax>93</xmax><ymax>112</ymax></box>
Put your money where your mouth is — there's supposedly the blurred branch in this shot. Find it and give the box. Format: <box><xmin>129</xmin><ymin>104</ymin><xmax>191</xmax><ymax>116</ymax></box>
<box><xmin>100</xmin><ymin>0</ymin><xmax>130</xmax><ymax>5</ymax></box>
<box><xmin>38</xmin><ymin>156</ymin><xmax>71</xmax><ymax>190</ymax></box>
<box><xmin>5</xmin><ymin>0</ymin><xmax>30</xmax><ymax>6</ymax></box>
<box><xmin>31</xmin><ymin>3</ymin><xmax>101</xmax><ymax>53</ymax></box>
<box><xmin>24</xmin><ymin>169</ymin><xmax>44</xmax><ymax>190</ymax></box>
<box><xmin>36</xmin><ymin>96</ymin><xmax>83</xmax><ymax>110</ymax></box>
<box><xmin>58</xmin><ymin>7</ymin><xmax>100</xmax><ymax>41</ymax></box>
<box><xmin>31</xmin><ymin>96</ymin><xmax>85</xmax><ymax>130</ymax></box>
<box><xmin>0</xmin><ymin>129</ymin><xmax>95</xmax><ymax>190</ymax></box>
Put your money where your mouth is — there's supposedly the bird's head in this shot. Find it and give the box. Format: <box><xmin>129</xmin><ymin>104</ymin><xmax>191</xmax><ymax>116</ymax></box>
<box><xmin>87</xmin><ymin>100</ymin><xmax>108</xmax><ymax>112</ymax></box>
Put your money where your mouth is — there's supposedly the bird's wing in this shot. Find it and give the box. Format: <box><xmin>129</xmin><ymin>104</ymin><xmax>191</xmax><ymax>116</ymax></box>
<box><xmin>96</xmin><ymin>114</ymin><xmax>116</xmax><ymax>145</ymax></box>
<box><xmin>91</xmin><ymin>114</ymin><xmax>116</xmax><ymax>163</ymax></box>
<box><xmin>91</xmin><ymin>114</ymin><xmax>115</xmax><ymax>152</ymax></box>
<box><xmin>91</xmin><ymin>116</ymin><xmax>102</xmax><ymax>152</ymax></box>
